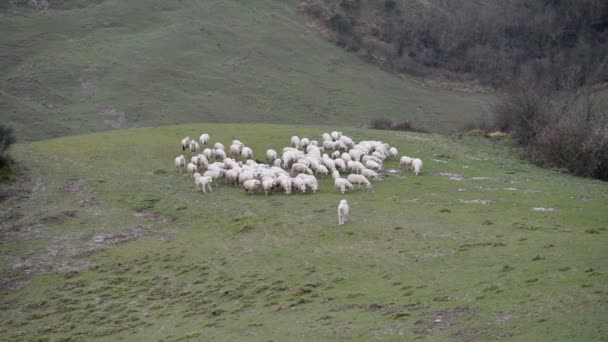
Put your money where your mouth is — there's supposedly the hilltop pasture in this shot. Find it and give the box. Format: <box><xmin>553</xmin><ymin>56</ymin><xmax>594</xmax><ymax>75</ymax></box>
<box><xmin>1</xmin><ymin>123</ymin><xmax>606</xmax><ymax>341</ymax></box>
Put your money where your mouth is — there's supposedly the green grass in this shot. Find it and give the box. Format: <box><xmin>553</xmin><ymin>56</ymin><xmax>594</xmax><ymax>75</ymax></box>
<box><xmin>1</xmin><ymin>123</ymin><xmax>606</xmax><ymax>340</ymax></box>
<box><xmin>1</xmin><ymin>0</ymin><xmax>492</xmax><ymax>141</ymax></box>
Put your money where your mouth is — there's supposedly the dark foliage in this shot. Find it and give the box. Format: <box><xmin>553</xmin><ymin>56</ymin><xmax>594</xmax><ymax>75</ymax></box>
<box><xmin>370</xmin><ymin>118</ymin><xmax>429</xmax><ymax>133</ymax></box>
<box><xmin>0</xmin><ymin>124</ymin><xmax>16</xmax><ymax>169</ymax></box>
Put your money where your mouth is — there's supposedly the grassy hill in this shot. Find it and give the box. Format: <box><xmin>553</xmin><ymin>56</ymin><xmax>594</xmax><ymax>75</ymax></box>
<box><xmin>1</xmin><ymin>0</ymin><xmax>492</xmax><ymax>141</ymax></box>
<box><xmin>1</xmin><ymin>123</ymin><xmax>606</xmax><ymax>340</ymax></box>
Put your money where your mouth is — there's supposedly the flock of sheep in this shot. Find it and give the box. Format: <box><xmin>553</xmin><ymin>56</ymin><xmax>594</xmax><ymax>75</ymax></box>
<box><xmin>173</xmin><ymin>131</ymin><xmax>423</xmax><ymax>197</ymax></box>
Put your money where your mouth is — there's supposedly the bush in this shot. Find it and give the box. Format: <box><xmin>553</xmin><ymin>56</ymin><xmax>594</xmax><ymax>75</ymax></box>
<box><xmin>370</xmin><ymin>118</ymin><xmax>429</xmax><ymax>133</ymax></box>
<box><xmin>370</xmin><ymin>118</ymin><xmax>393</xmax><ymax>130</ymax></box>
<box><xmin>329</xmin><ymin>14</ymin><xmax>352</xmax><ymax>34</ymax></box>
<box><xmin>0</xmin><ymin>124</ymin><xmax>16</xmax><ymax>169</ymax></box>
<box><xmin>492</xmin><ymin>82</ymin><xmax>608</xmax><ymax>180</ymax></box>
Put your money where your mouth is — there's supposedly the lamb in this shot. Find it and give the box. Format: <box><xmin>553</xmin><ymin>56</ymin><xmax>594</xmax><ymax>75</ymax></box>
<box><xmin>337</xmin><ymin>199</ymin><xmax>349</xmax><ymax>226</ymax></box>
<box><xmin>186</xmin><ymin>162</ymin><xmax>198</xmax><ymax>174</ymax></box>
<box><xmin>243</xmin><ymin>179</ymin><xmax>261</xmax><ymax>193</ymax></box>
<box><xmin>334</xmin><ymin>177</ymin><xmax>353</xmax><ymax>194</ymax></box>
<box><xmin>174</xmin><ymin>155</ymin><xmax>186</xmax><ymax>172</ymax></box>
<box><xmin>411</xmin><ymin>158</ymin><xmax>423</xmax><ymax>176</ymax></box>
<box><xmin>199</xmin><ymin>133</ymin><xmax>210</xmax><ymax>145</ymax></box>
<box><xmin>194</xmin><ymin>175</ymin><xmax>213</xmax><ymax>193</ymax></box>
<box><xmin>347</xmin><ymin>174</ymin><xmax>372</xmax><ymax>189</ymax></box>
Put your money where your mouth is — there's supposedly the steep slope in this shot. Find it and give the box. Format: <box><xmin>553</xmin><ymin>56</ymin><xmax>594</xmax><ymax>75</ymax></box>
<box><xmin>1</xmin><ymin>0</ymin><xmax>492</xmax><ymax>141</ymax></box>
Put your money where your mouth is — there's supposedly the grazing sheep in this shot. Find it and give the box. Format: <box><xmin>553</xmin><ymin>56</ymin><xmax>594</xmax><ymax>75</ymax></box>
<box><xmin>214</xmin><ymin>142</ymin><xmax>225</xmax><ymax>151</ymax></box>
<box><xmin>400</xmin><ymin>156</ymin><xmax>413</xmax><ymax>169</ymax></box>
<box><xmin>261</xmin><ymin>177</ymin><xmax>276</xmax><ymax>196</ymax></box>
<box><xmin>331</xmin><ymin>131</ymin><xmax>342</xmax><ymax>141</ymax></box>
<box><xmin>334</xmin><ymin>158</ymin><xmax>346</xmax><ymax>171</ymax></box>
<box><xmin>199</xmin><ymin>133</ymin><xmax>210</xmax><ymax>145</ymax></box>
<box><xmin>175</xmin><ymin>155</ymin><xmax>186</xmax><ymax>172</ymax></box>
<box><xmin>300</xmin><ymin>137</ymin><xmax>310</xmax><ymax>149</ymax></box>
<box><xmin>348</xmin><ymin>161</ymin><xmax>365</xmax><ymax>174</ymax></box>
<box><xmin>322</xmin><ymin>132</ymin><xmax>332</xmax><ymax>141</ymax></box>
<box><xmin>361</xmin><ymin>168</ymin><xmax>379</xmax><ymax>180</ymax></box>
<box><xmin>229</xmin><ymin>144</ymin><xmax>241</xmax><ymax>158</ymax></box>
<box><xmin>203</xmin><ymin>148</ymin><xmax>213</xmax><ymax>160</ymax></box>
<box><xmin>273</xmin><ymin>158</ymin><xmax>283</xmax><ymax>167</ymax></box>
<box><xmin>278</xmin><ymin>175</ymin><xmax>292</xmax><ymax>195</ymax></box>
<box><xmin>388</xmin><ymin>147</ymin><xmax>398</xmax><ymax>159</ymax></box>
<box><xmin>266</xmin><ymin>149</ymin><xmax>278</xmax><ymax>162</ymax></box>
<box><xmin>332</xmin><ymin>170</ymin><xmax>341</xmax><ymax>180</ymax></box>
<box><xmin>238</xmin><ymin>170</ymin><xmax>254</xmax><ymax>184</ymax></box>
<box><xmin>411</xmin><ymin>158</ymin><xmax>423</xmax><ymax>175</ymax></box>
<box><xmin>338</xmin><ymin>199</ymin><xmax>349</xmax><ymax>226</ymax></box>
<box><xmin>203</xmin><ymin>170</ymin><xmax>222</xmax><ymax>180</ymax></box>
<box><xmin>291</xmin><ymin>163</ymin><xmax>313</xmax><ymax>175</ymax></box>
<box><xmin>195</xmin><ymin>175</ymin><xmax>213</xmax><ymax>193</ymax></box>
<box><xmin>365</xmin><ymin>160</ymin><xmax>381</xmax><ymax>171</ymax></box>
<box><xmin>347</xmin><ymin>174</ymin><xmax>372</xmax><ymax>189</ymax></box>
<box><xmin>187</xmin><ymin>162</ymin><xmax>198</xmax><ymax>174</ymax></box>
<box><xmin>224</xmin><ymin>168</ymin><xmax>241</xmax><ymax>186</ymax></box>
<box><xmin>214</xmin><ymin>149</ymin><xmax>226</xmax><ymax>161</ymax></box>
<box><xmin>241</xmin><ymin>147</ymin><xmax>254</xmax><ymax>160</ymax></box>
<box><xmin>334</xmin><ymin>178</ymin><xmax>353</xmax><ymax>194</ymax></box>
<box><xmin>243</xmin><ymin>179</ymin><xmax>261</xmax><ymax>193</ymax></box>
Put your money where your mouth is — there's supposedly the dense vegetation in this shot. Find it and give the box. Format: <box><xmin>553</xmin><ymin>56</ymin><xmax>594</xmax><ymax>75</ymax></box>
<box><xmin>0</xmin><ymin>124</ymin><xmax>16</xmax><ymax>171</ymax></box>
<box><xmin>300</xmin><ymin>0</ymin><xmax>608</xmax><ymax>89</ymax></box>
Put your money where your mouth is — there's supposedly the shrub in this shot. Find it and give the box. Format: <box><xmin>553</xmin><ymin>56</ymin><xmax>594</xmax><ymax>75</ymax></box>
<box><xmin>0</xmin><ymin>124</ymin><xmax>16</xmax><ymax>169</ymax></box>
<box><xmin>329</xmin><ymin>14</ymin><xmax>352</xmax><ymax>34</ymax></box>
<box><xmin>370</xmin><ymin>118</ymin><xmax>393</xmax><ymax>130</ymax></box>
<box><xmin>370</xmin><ymin>118</ymin><xmax>429</xmax><ymax>133</ymax></box>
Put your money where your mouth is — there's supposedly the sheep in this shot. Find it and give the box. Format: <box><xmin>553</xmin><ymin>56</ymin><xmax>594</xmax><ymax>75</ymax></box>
<box><xmin>213</xmin><ymin>142</ymin><xmax>225</xmax><ymax>151</ymax></box>
<box><xmin>338</xmin><ymin>199</ymin><xmax>349</xmax><ymax>226</ymax></box>
<box><xmin>291</xmin><ymin>136</ymin><xmax>300</xmax><ymax>148</ymax></box>
<box><xmin>187</xmin><ymin>162</ymin><xmax>198</xmax><ymax>174</ymax></box>
<box><xmin>266</xmin><ymin>149</ymin><xmax>278</xmax><ymax>162</ymax></box>
<box><xmin>334</xmin><ymin>158</ymin><xmax>346</xmax><ymax>171</ymax></box>
<box><xmin>411</xmin><ymin>158</ymin><xmax>423</xmax><ymax>176</ymax></box>
<box><xmin>203</xmin><ymin>170</ymin><xmax>223</xmax><ymax>180</ymax></box>
<box><xmin>261</xmin><ymin>177</ymin><xmax>276</xmax><ymax>196</ymax></box>
<box><xmin>273</xmin><ymin>158</ymin><xmax>283</xmax><ymax>167</ymax></box>
<box><xmin>203</xmin><ymin>148</ymin><xmax>213</xmax><ymax>160</ymax></box>
<box><xmin>348</xmin><ymin>161</ymin><xmax>365</xmax><ymax>174</ymax></box>
<box><xmin>313</xmin><ymin>164</ymin><xmax>329</xmax><ymax>176</ymax></box>
<box><xmin>243</xmin><ymin>179</ymin><xmax>261</xmax><ymax>193</ymax></box>
<box><xmin>241</xmin><ymin>147</ymin><xmax>254</xmax><ymax>160</ymax></box>
<box><xmin>224</xmin><ymin>168</ymin><xmax>241</xmax><ymax>186</ymax></box>
<box><xmin>322</xmin><ymin>157</ymin><xmax>336</xmax><ymax>171</ymax></box>
<box><xmin>291</xmin><ymin>163</ymin><xmax>313</xmax><ymax>175</ymax></box>
<box><xmin>214</xmin><ymin>149</ymin><xmax>226</xmax><ymax>161</ymax></box>
<box><xmin>362</xmin><ymin>155</ymin><xmax>383</xmax><ymax>166</ymax></box>
<box><xmin>175</xmin><ymin>155</ymin><xmax>186</xmax><ymax>172</ymax></box>
<box><xmin>331</xmin><ymin>131</ymin><xmax>342</xmax><ymax>141</ymax></box>
<box><xmin>189</xmin><ymin>140</ymin><xmax>200</xmax><ymax>153</ymax></box>
<box><xmin>181</xmin><ymin>137</ymin><xmax>190</xmax><ymax>151</ymax></box>
<box><xmin>347</xmin><ymin>174</ymin><xmax>372</xmax><ymax>189</ymax></box>
<box><xmin>388</xmin><ymin>147</ymin><xmax>398</xmax><ymax>159</ymax></box>
<box><xmin>332</xmin><ymin>169</ymin><xmax>341</xmax><ymax>180</ymax></box>
<box><xmin>341</xmin><ymin>152</ymin><xmax>352</xmax><ymax>163</ymax></box>
<box><xmin>278</xmin><ymin>175</ymin><xmax>292</xmax><ymax>195</ymax></box>
<box><xmin>400</xmin><ymin>156</ymin><xmax>413</xmax><ymax>169</ymax></box>
<box><xmin>238</xmin><ymin>170</ymin><xmax>254</xmax><ymax>184</ymax></box>
<box><xmin>194</xmin><ymin>175</ymin><xmax>213</xmax><ymax>193</ymax></box>
<box><xmin>334</xmin><ymin>178</ymin><xmax>353</xmax><ymax>194</ymax></box>
<box><xmin>365</xmin><ymin>160</ymin><xmax>382</xmax><ymax>171</ymax></box>
<box><xmin>322</xmin><ymin>132</ymin><xmax>332</xmax><ymax>141</ymax></box>
<box><xmin>199</xmin><ymin>134</ymin><xmax>210</xmax><ymax>145</ymax></box>
<box><xmin>361</xmin><ymin>168</ymin><xmax>379</xmax><ymax>180</ymax></box>
<box><xmin>294</xmin><ymin>174</ymin><xmax>318</xmax><ymax>193</ymax></box>
<box><xmin>229</xmin><ymin>144</ymin><xmax>241</xmax><ymax>158</ymax></box>
<box><xmin>300</xmin><ymin>137</ymin><xmax>310</xmax><ymax>149</ymax></box>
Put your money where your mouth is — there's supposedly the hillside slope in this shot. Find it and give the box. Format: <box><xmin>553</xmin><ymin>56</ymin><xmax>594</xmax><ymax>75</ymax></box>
<box><xmin>1</xmin><ymin>124</ymin><xmax>606</xmax><ymax>340</ymax></box>
<box><xmin>1</xmin><ymin>0</ymin><xmax>492</xmax><ymax>141</ymax></box>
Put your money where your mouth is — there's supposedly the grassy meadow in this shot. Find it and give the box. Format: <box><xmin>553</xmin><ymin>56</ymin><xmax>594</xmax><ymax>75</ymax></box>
<box><xmin>1</xmin><ymin>0</ymin><xmax>492</xmax><ymax>141</ymax></box>
<box><xmin>1</xmin><ymin>123</ymin><xmax>606</xmax><ymax>341</ymax></box>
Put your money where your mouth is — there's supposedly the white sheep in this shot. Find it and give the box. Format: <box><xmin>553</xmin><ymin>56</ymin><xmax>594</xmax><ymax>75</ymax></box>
<box><xmin>332</xmin><ymin>169</ymin><xmax>341</xmax><ymax>180</ymax></box>
<box><xmin>189</xmin><ymin>140</ymin><xmax>200</xmax><ymax>153</ymax></box>
<box><xmin>187</xmin><ymin>162</ymin><xmax>198</xmax><ymax>174</ymax></box>
<box><xmin>388</xmin><ymin>147</ymin><xmax>398</xmax><ymax>159</ymax></box>
<box><xmin>400</xmin><ymin>156</ymin><xmax>413</xmax><ymax>169</ymax></box>
<box><xmin>347</xmin><ymin>174</ymin><xmax>372</xmax><ymax>189</ymax></box>
<box><xmin>291</xmin><ymin>163</ymin><xmax>313</xmax><ymax>175</ymax></box>
<box><xmin>199</xmin><ymin>133</ymin><xmax>210</xmax><ymax>145</ymax></box>
<box><xmin>194</xmin><ymin>175</ymin><xmax>213</xmax><ymax>193</ymax></box>
<box><xmin>174</xmin><ymin>155</ymin><xmax>186</xmax><ymax>172</ymax></box>
<box><xmin>181</xmin><ymin>137</ymin><xmax>190</xmax><ymax>151</ymax></box>
<box><xmin>243</xmin><ymin>179</ymin><xmax>261</xmax><ymax>193</ymax></box>
<box><xmin>266</xmin><ymin>149</ymin><xmax>278</xmax><ymax>162</ymax></box>
<box><xmin>203</xmin><ymin>148</ymin><xmax>213</xmax><ymax>160</ymax></box>
<box><xmin>361</xmin><ymin>168</ymin><xmax>379</xmax><ymax>180</ymax></box>
<box><xmin>334</xmin><ymin>177</ymin><xmax>353</xmax><ymax>194</ymax></box>
<box><xmin>273</xmin><ymin>158</ymin><xmax>283</xmax><ymax>167</ymax></box>
<box><xmin>334</xmin><ymin>158</ymin><xmax>346</xmax><ymax>171</ymax></box>
<box><xmin>241</xmin><ymin>147</ymin><xmax>254</xmax><ymax>160</ymax></box>
<box><xmin>214</xmin><ymin>142</ymin><xmax>225</xmax><ymax>151</ymax></box>
<box><xmin>365</xmin><ymin>160</ymin><xmax>382</xmax><ymax>171</ymax></box>
<box><xmin>338</xmin><ymin>199</ymin><xmax>349</xmax><ymax>226</ymax></box>
<box><xmin>214</xmin><ymin>149</ymin><xmax>226</xmax><ymax>161</ymax></box>
<box><xmin>291</xmin><ymin>136</ymin><xmax>300</xmax><ymax>148</ymax></box>
<box><xmin>261</xmin><ymin>177</ymin><xmax>276</xmax><ymax>196</ymax></box>
<box><xmin>203</xmin><ymin>170</ymin><xmax>223</xmax><ymax>180</ymax></box>
<box><xmin>278</xmin><ymin>175</ymin><xmax>292</xmax><ymax>195</ymax></box>
<box><xmin>411</xmin><ymin>158</ymin><xmax>423</xmax><ymax>176</ymax></box>
<box><xmin>348</xmin><ymin>160</ymin><xmax>365</xmax><ymax>174</ymax></box>
<box><xmin>229</xmin><ymin>144</ymin><xmax>241</xmax><ymax>158</ymax></box>
<box><xmin>300</xmin><ymin>137</ymin><xmax>310</xmax><ymax>149</ymax></box>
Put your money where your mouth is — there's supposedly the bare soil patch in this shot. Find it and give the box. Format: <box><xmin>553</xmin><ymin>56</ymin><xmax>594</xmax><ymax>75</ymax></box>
<box><xmin>414</xmin><ymin>305</ymin><xmax>476</xmax><ymax>335</ymax></box>
<box><xmin>62</xmin><ymin>179</ymin><xmax>89</xmax><ymax>193</ymax></box>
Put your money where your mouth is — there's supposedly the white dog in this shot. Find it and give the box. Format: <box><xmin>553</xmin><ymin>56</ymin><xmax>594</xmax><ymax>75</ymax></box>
<box><xmin>338</xmin><ymin>199</ymin><xmax>350</xmax><ymax>226</ymax></box>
